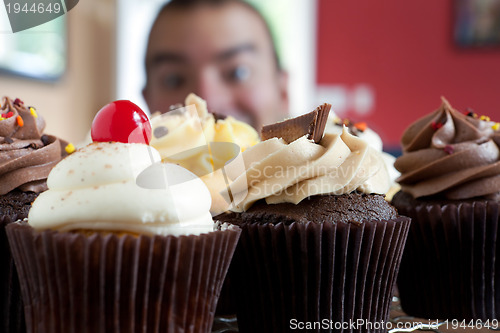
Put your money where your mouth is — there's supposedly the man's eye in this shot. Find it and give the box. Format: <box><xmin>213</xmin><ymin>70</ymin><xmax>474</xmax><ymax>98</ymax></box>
<box><xmin>161</xmin><ymin>74</ymin><xmax>185</xmax><ymax>89</ymax></box>
<box><xmin>227</xmin><ymin>65</ymin><xmax>251</xmax><ymax>82</ymax></box>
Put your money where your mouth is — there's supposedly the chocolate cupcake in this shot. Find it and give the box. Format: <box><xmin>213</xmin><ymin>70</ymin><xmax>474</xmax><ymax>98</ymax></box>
<box><xmin>0</xmin><ymin>96</ymin><xmax>70</xmax><ymax>332</ymax></box>
<box><xmin>6</xmin><ymin>101</ymin><xmax>240</xmax><ymax>333</ymax></box>
<box><xmin>216</xmin><ymin>105</ymin><xmax>411</xmax><ymax>333</ymax></box>
<box><xmin>393</xmin><ymin>97</ymin><xmax>500</xmax><ymax>320</ymax></box>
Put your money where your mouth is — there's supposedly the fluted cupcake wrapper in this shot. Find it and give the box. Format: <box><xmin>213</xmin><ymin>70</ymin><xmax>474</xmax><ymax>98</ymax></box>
<box><xmin>229</xmin><ymin>218</ymin><xmax>410</xmax><ymax>333</ymax></box>
<box><xmin>6</xmin><ymin>221</ymin><xmax>241</xmax><ymax>333</ymax></box>
<box><xmin>396</xmin><ymin>201</ymin><xmax>500</xmax><ymax>320</ymax></box>
<box><xmin>214</xmin><ymin>274</ymin><xmax>236</xmax><ymax>315</ymax></box>
<box><xmin>0</xmin><ymin>216</ymin><xmax>25</xmax><ymax>333</ymax></box>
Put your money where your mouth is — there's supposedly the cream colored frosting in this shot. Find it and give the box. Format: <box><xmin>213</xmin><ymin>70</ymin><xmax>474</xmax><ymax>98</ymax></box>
<box><xmin>28</xmin><ymin>142</ymin><xmax>214</xmax><ymax>236</ymax></box>
<box><xmin>324</xmin><ymin>112</ymin><xmax>400</xmax><ymax>189</ymax></box>
<box><xmin>223</xmin><ymin>127</ymin><xmax>390</xmax><ymax>212</ymax></box>
<box><xmin>150</xmin><ymin>93</ymin><xmax>259</xmax><ymax>215</ymax></box>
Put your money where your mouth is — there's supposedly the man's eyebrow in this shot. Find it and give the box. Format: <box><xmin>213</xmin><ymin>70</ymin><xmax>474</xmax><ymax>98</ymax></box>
<box><xmin>148</xmin><ymin>43</ymin><xmax>256</xmax><ymax>67</ymax></box>
<box><xmin>215</xmin><ymin>43</ymin><xmax>256</xmax><ymax>61</ymax></box>
<box><xmin>150</xmin><ymin>52</ymin><xmax>187</xmax><ymax>66</ymax></box>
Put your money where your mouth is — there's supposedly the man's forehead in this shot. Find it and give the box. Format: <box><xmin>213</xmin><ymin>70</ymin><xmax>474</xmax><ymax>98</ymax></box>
<box><xmin>147</xmin><ymin>4</ymin><xmax>271</xmax><ymax>61</ymax></box>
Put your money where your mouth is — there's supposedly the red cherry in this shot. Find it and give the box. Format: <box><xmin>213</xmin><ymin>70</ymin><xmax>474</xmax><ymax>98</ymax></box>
<box><xmin>91</xmin><ymin>100</ymin><xmax>152</xmax><ymax>144</ymax></box>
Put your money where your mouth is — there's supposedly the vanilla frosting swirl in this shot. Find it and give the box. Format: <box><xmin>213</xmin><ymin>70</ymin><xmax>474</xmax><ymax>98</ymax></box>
<box><xmin>324</xmin><ymin>111</ymin><xmax>400</xmax><ymax>189</ymax></box>
<box><xmin>150</xmin><ymin>93</ymin><xmax>259</xmax><ymax>175</ymax></box>
<box><xmin>395</xmin><ymin>97</ymin><xmax>500</xmax><ymax>199</ymax></box>
<box><xmin>0</xmin><ymin>97</ymin><xmax>63</xmax><ymax>195</ymax></box>
<box><xmin>150</xmin><ymin>93</ymin><xmax>259</xmax><ymax>215</ymax></box>
<box><xmin>224</xmin><ymin>127</ymin><xmax>390</xmax><ymax>212</ymax></box>
<box><xmin>28</xmin><ymin>142</ymin><xmax>214</xmax><ymax>236</ymax></box>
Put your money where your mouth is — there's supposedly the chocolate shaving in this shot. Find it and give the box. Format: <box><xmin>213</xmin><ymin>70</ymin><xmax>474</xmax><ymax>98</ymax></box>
<box><xmin>4</xmin><ymin>137</ymin><xmax>13</xmax><ymax>144</ymax></box>
<box><xmin>153</xmin><ymin>126</ymin><xmax>169</xmax><ymax>139</ymax></box>
<box><xmin>211</xmin><ymin>112</ymin><xmax>227</xmax><ymax>121</ymax></box>
<box><xmin>313</xmin><ymin>103</ymin><xmax>330</xmax><ymax>142</ymax></box>
<box><xmin>261</xmin><ymin>103</ymin><xmax>331</xmax><ymax>143</ymax></box>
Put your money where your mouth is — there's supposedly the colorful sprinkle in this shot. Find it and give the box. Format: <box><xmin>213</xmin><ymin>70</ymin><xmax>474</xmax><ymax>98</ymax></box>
<box><xmin>0</xmin><ymin>117</ymin><xmax>4</xmax><ymax>121</ymax></box>
<box><xmin>13</xmin><ymin>98</ymin><xmax>23</xmax><ymax>106</ymax></box>
<box><xmin>431</xmin><ymin>121</ymin><xmax>443</xmax><ymax>130</ymax></box>
<box><xmin>65</xmin><ymin>143</ymin><xmax>76</xmax><ymax>154</ymax></box>
<box><xmin>16</xmin><ymin>116</ymin><xmax>24</xmax><ymax>127</ymax></box>
<box><xmin>466</xmin><ymin>109</ymin><xmax>478</xmax><ymax>118</ymax></box>
<box><xmin>480</xmin><ymin>115</ymin><xmax>491</xmax><ymax>122</ymax></box>
<box><xmin>40</xmin><ymin>135</ymin><xmax>49</xmax><ymax>146</ymax></box>
<box><xmin>492</xmin><ymin>123</ymin><xmax>500</xmax><ymax>131</ymax></box>
<box><xmin>29</xmin><ymin>107</ymin><xmax>38</xmax><ymax>118</ymax></box>
<box><xmin>354</xmin><ymin>122</ymin><xmax>367</xmax><ymax>132</ymax></box>
<box><xmin>444</xmin><ymin>145</ymin><xmax>454</xmax><ymax>155</ymax></box>
<box><xmin>1</xmin><ymin>112</ymin><xmax>13</xmax><ymax>118</ymax></box>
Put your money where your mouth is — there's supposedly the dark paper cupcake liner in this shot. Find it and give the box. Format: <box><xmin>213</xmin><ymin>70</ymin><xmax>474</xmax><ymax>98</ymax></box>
<box><xmin>229</xmin><ymin>217</ymin><xmax>410</xmax><ymax>333</ymax></box>
<box><xmin>6</xmin><ymin>221</ymin><xmax>241</xmax><ymax>333</ymax></box>
<box><xmin>0</xmin><ymin>215</ymin><xmax>26</xmax><ymax>333</ymax></box>
<box><xmin>214</xmin><ymin>274</ymin><xmax>237</xmax><ymax>315</ymax></box>
<box><xmin>395</xmin><ymin>200</ymin><xmax>500</xmax><ymax>320</ymax></box>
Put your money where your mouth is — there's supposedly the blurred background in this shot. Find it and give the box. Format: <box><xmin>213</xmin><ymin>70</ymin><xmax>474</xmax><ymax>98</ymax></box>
<box><xmin>0</xmin><ymin>0</ymin><xmax>499</xmax><ymax>152</ymax></box>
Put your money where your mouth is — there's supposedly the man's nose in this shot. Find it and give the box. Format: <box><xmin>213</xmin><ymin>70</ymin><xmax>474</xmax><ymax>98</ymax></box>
<box><xmin>194</xmin><ymin>69</ymin><xmax>232</xmax><ymax>115</ymax></box>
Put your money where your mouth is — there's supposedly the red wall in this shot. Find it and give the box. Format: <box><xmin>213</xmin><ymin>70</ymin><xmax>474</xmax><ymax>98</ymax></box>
<box><xmin>316</xmin><ymin>0</ymin><xmax>500</xmax><ymax>149</ymax></box>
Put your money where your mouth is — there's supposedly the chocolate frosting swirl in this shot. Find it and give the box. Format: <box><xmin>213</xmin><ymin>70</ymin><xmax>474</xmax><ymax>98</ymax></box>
<box><xmin>0</xmin><ymin>97</ymin><xmax>63</xmax><ymax>195</ymax></box>
<box><xmin>395</xmin><ymin>97</ymin><xmax>500</xmax><ymax>200</ymax></box>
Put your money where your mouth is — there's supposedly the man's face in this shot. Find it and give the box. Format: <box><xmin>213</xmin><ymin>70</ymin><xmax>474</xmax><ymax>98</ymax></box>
<box><xmin>143</xmin><ymin>3</ymin><xmax>289</xmax><ymax>130</ymax></box>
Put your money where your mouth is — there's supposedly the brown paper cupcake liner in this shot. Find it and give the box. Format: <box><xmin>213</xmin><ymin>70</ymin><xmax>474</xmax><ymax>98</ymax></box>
<box><xmin>395</xmin><ymin>200</ymin><xmax>500</xmax><ymax>320</ymax></box>
<box><xmin>6</xmin><ymin>221</ymin><xmax>241</xmax><ymax>333</ymax></box>
<box><xmin>229</xmin><ymin>217</ymin><xmax>410</xmax><ymax>333</ymax></box>
<box><xmin>214</xmin><ymin>274</ymin><xmax>237</xmax><ymax>315</ymax></box>
<box><xmin>0</xmin><ymin>215</ymin><xmax>26</xmax><ymax>333</ymax></box>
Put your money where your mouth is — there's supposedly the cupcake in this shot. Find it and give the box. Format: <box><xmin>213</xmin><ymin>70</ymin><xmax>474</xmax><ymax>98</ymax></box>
<box><xmin>0</xmin><ymin>96</ymin><xmax>72</xmax><ymax>332</ymax></box>
<box><xmin>149</xmin><ymin>94</ymin><xmax>258</xmax><ymax>316</ymax></box>
<box><xmin>392</xmin><ymin>97</ymin><xmax>500</xmax><ymax>320</ymax></box>
<box><xmin>216</xmin><ymin>104</ymin><xmax>411</xmax><ymax>332</ymax></box>
<box><xmin>149</xmin><ymin>93</ymin><xmax>259</xmax><ymax>216</ymax></box>
<box><xmin>6</xmin><ymin>100</ymin><xmax>240</xmax><ymax>332</ymax></box>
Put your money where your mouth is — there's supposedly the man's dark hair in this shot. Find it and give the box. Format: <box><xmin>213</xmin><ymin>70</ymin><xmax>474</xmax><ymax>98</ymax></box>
<box><xmin>154</xmin><ymin>0</ymin><xmax>282</xmax><ymax>70</ymax></box>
